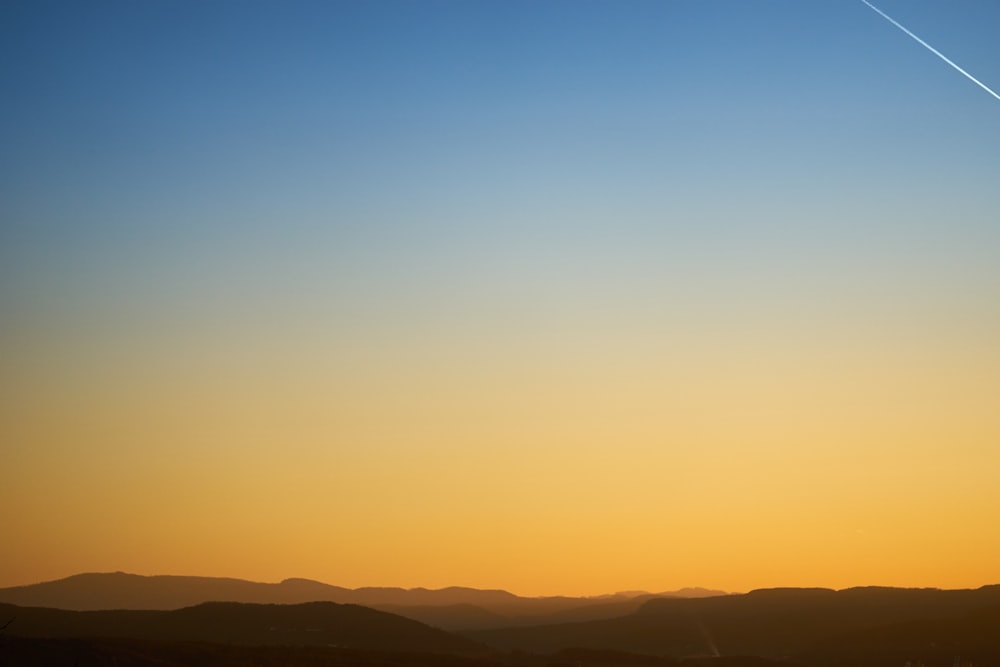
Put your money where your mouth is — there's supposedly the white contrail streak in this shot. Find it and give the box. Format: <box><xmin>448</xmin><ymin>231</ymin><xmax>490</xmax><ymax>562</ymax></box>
<box><xmin>861</xmin><ymin>0</ymin><xmax>1000</xmax><ymax>103</ymax></box>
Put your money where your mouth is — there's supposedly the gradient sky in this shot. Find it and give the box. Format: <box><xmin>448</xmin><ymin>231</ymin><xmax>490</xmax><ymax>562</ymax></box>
<box><xmin>2</xmin><ymin>0</ymin><xmax>999</xmax><ymax>596</ymax></box>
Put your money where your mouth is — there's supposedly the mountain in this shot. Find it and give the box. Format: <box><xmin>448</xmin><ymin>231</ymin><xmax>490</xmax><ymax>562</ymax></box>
<box><xmin>0</xmin><ymin>573</ymin><xmax>528</xmax><ymax>611</ymax></box>
<box><xmin>0</xmin><ymin>572</ymin><xmax>347</xmax><ymax>611</ymax></box>
<box><xmin>0</xmin><ymin>600</ymin><xmax>486</xmax><ymax>655</ymax></box>
<box><xmin>375</xmin><ymin>603</ymin><xmax>514</xmax><ymax>631</ymax></box>
<box><xmin>657</xmin><ymin>588</ymin><xmax>728</xmax><ymax>599</ymax></box>
<box><xmin>467</xmin><ymin>606</ymin><xmax>710</xmax><ymax>656</ymax></box>
<box><xmin>7</xmin><ymin>586</ymin><xmax>992</xmax><ymax>666</ymax></box>
<box><xmin>467</xmin><ymin>585</ymin><xmax>1000</xmax><ymax>660</ymax></box>
<box><xmin>638</xmin><ymin>585</ymin><xmax>1000</xmax><ymax>657</ymax></box>
<box><xmin>0</xmin><ymin>573</ymin><xmax>721</xmax><ymax>629</ymax></box>
<box><xmin>792</xmin><ymin>604</ymin><xmax>1000</xmax><ymax>667</ymax></box>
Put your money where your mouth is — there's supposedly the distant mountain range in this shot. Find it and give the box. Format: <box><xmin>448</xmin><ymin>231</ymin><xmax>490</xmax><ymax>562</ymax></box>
<box><xmin>0</xmin><ymin>572</ymin><xmax>726</xmax><ymax>630</ymax></box>
<box><xmin>467</xmin><ymin>584</ymin><xmax>1000</xmax><ymax>663</ymax></box>
<box><xmin>3</xmin><ymin>575</ymin><xmax>999</xmax><ymax>667</ymax></box>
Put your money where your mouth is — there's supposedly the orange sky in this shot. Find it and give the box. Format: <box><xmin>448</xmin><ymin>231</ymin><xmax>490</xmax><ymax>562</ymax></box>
<box><xmin>4</xmin><ymin>291</ymin><xmax>999</xmax><ymax>595</ymax></box>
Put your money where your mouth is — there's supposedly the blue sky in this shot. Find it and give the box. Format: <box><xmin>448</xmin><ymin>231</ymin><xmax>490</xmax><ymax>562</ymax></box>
<box><xmin>4</xmin><ymin>0</ymin><xmax>999</xmax><ymax>373</ymax></box>
<box><xmin>4</xmin><ymin>1</ymin><xmax>999</xmax><ymax>286</ymax></box>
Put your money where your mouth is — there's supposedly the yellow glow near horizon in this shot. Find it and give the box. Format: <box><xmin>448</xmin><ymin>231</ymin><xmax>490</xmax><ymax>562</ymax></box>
<box><xmin>3</xmin><ymin>291</ymin><xmax>999</xmax><ymax>597</ymax></box>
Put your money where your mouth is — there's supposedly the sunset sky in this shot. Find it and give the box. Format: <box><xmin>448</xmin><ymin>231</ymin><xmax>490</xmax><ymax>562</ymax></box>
<box><xmin>2</xmin><ymin>0</ymin><xmax>999</xmax><ymax>596</ymax></box>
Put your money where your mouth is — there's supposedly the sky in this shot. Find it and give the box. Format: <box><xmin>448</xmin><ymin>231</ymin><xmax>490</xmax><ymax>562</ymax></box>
<box><xmin>2</xmin><ymin>0</ymin><xmax>999</xmax><ymax>597</ymax></box>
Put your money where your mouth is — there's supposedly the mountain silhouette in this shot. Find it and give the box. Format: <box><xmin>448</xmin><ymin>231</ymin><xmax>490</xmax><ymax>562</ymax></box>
<box><xmin>4</xmin><ymin>585</ymin><xmax>995</xmax><ymax>665</ymax></box>
<box><xmin>793</xmin><ymin>604</ymin><xmax>1000</xmax><ymax>667</ymax></box>
<box><xmin>467</xmin><ymin>585</ymin><xmax>1000</xmax><ymax>660</ymax></box>
<box><xmin>0</xmin><ymin>572</ymin><xmax>724</xmax><ymax>629</ymax></box>
<box><xmin>0</xmin><ymin>573</ymin><xmax>350</xmax><ymax>610</ymax></box>
<box><xmin>375</xmin><ymin>603</ymin><xmax>513</xmax><ymax>631</ymax></box>
<box><xmin>0</xmin><ymin>599</ymin><xmax>485</xmax><ymax>654</ymax></box>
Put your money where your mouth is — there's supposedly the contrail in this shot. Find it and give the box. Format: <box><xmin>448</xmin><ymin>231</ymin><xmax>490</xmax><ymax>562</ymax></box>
<box><xmin>861</xmin><ymin>0</ymin><xmax>1000</xmax><ymax>103</ymax></box>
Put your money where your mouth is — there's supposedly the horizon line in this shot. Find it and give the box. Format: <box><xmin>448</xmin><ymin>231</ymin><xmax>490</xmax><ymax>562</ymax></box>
<box><xmin>5</xmin><ymin>570</ymin><xmax>999</xmax><ymax>598</ymax></box>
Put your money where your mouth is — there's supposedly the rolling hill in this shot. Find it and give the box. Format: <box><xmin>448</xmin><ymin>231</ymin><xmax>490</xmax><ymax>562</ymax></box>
<box><xmin>0</xmin><ymin>572</ymin><xmax>725</xmax><ymax>630</ymax></box>
<box><xmin>0</xmin><ymin>600</ymin><xmax>486</xmax><ymax>654</ymax></box>
<box><xmin>467</xmin><ymin>585</ymin><xmax>1000</xmax><ymax>661</ymax></box>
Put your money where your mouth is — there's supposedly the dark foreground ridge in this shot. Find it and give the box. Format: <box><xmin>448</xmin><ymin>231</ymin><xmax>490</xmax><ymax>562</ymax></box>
<box><xmin>0</xmin><ymin>600</ymin><xmax>485</xmax><ymax>655</ymax></box>
<box><xmin>465</xmin><ymin>585</ymin><xmax>1000</xmax><ymax>665</ymax></box>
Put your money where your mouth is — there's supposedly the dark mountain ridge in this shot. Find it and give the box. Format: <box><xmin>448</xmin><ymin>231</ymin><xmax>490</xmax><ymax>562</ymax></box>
<box><xmin>4</xmin><ymin>586</ymin><xmax>995</xmax><ymax>666</ymax></box>
<box><xmin>0</xmin><ymin>573</ymin><xmax>348</xmax><ymax>611</ymax></box>
<box><xmin>636</xmin><ymin>584</ymin><xmax>1000</xmax><ymax>655</ymax></box>
<box><xmin>796</xmin><ymin>605</ymin><xmax>1000</xmax><ymax>667</ymax></box>
<box><xmin>0</xmin><ymin>599</ymin><xmax>485</xmax><ymax>655</ymax></box>
<box><xmin>0</xmin><ymin>572</ymin><xmax>725</xmax><ymax>629</ymax></box>
<box><xmin>469</xmin><ymin>584</ymin><xmax>1000</xmax><ymax>660</ymax></box>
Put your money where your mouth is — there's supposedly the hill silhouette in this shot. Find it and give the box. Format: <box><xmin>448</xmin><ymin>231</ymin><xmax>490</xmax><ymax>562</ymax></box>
<box><xmin>638</xmin><ymin>585</ymin><xmax>1000</xmax><ymax>657</ymax></box>
<box><xmin>0</xmin><ymin>573</ymin><xmax>350</xmax><ymax>610</ymax></box>
<box><xmin>377</xmin><ymin>595</ymin><xmax>688</xmax><ymax>631</ymax></box>
<box><xmin>793</xmin><ymin>605</ymin><xmax>1000</xmax><ymax>667</ymax></box>
<box><xmin>0</xmin><ymin>573</ymin><xmax>725</xmax><ymax>630</ymax></box>
<box><xmin>375</xmin><ymin>603</ymin><xmax>514</xmax><ymax>631</ymax></box>
<box><xmin>0</xmin><ymin>600</ymin><xmax>485</xmax><ymax>654</ymax></box>
<box><xmin>5</xmin><ymin>586</ymin><xmax>992</xmax><ymax>666</ymax></box>
<box><xmin>467</xmin><ymin>585</ymin><xmax>1000</xmax><ymax>661</ymax></box>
